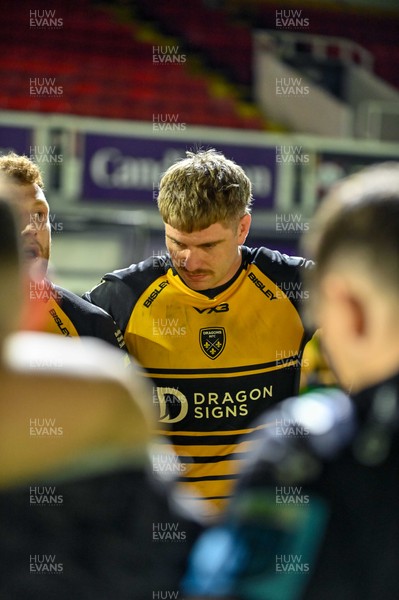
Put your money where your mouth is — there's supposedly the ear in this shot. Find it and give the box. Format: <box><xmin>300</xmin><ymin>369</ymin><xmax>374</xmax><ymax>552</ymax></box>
<box><xmin>237</xmin><ymin>214</ymin><xmax>251</xmax><ymax>244</ymax></box>
<box><xmin>322</xmin><ymin>274</ymin><xmax>366</xmax><ymax>338</ymax></box>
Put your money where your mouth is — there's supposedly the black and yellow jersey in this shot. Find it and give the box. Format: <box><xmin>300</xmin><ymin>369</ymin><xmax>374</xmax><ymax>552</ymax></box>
<box><xmin>28</xmin><ymin>279</ymin><xmax>128</xmax><ymax>359</ymax></box>
<box><xmin>85</xmin><ymin>247</ymin><xmax>314</xmax><ymax>517</ymax></box>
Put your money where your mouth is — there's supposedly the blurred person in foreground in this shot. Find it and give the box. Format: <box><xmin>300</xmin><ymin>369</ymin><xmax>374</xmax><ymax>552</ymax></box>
<box><xmin>0</xmin><ymin>152</ymin><xmax>127</xmax><ymax>356</ymax></box>
<box><xmin>0</xmin><ymin>197</ymin><xmax>201</xmax><ymax>599</ymax></box>
<box><xmin>182</xmin><ymin>162</ymin><xmax>399</xmax><ymax>599</ymax></box>
<box><xmin>84</xmin><ymin>148</ymin><xmax>314</xmax><ymax>520</ymax></box>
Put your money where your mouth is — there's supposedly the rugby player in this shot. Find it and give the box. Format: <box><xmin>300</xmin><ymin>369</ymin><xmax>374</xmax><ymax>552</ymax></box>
<box><xmin>0</xmin><ymin>152</ymin><xmax>127</xmax><ymax>354</ymax></box>
<box><xmin>85</xmin><ymin>148</ymin><xmax>314</xmax><ymax>518</ymax></box>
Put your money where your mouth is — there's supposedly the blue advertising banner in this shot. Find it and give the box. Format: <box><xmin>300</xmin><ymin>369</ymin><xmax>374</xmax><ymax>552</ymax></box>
<box><xmin>82</xmin><ymin>133</ymin><xmax>277</xmax><ymax>209</ymax></box>
<box><xmin>0</xmin><ymin>125</ymin><xmax>33</xmax><ymax>156</ymax></box>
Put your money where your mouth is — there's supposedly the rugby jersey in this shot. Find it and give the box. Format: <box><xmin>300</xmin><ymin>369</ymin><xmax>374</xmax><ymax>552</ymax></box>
<box><xmin>27</xmin><ymin>279</ymin><xmax>128</xmax><ymax>360</ymax></box>
<box><xmin>84</xmin><ymin>247</ymin><xmax>313</xmax><ymax>518</ymax></box>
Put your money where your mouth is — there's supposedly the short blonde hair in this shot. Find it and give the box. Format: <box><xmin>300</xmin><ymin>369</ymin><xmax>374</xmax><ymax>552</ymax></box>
<box><xmin>0</xmin><ymin>152</ymin><xmax>44</xmax><ymax>189</ymax></box>
<box><xmin>157</xmin><ymin>149</ymin><xmax>253</xmax><ymax>232</ymax></box>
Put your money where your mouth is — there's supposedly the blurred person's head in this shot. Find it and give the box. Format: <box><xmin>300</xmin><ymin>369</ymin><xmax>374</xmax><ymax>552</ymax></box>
<box><xmin>0</xmin><ymin>153</ymin><xmax>50</xmax><ymax>282</ymax></box>
<box><xmin>0</xmin><ymin>196</ymin><xmax>22</xmax><ymax>345</ymax></box>
<box><xmin>157</xmin><ymin>149</ymin><xmax>252</xmax><ymax>290</ymax></box>
<box><xmin>0</xmin><ymin>179</ymin><xmax>22</xmax><ymax>346</ymax></box>
<box><xmin>303</xmin><ymin>163</ymin><xmax>399</xmax><ymax>393</ymax></box>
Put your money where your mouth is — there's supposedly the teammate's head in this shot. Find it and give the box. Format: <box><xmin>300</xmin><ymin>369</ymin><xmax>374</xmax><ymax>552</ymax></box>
<box><xmin>0</xmin><ymin>153</ymin><xmax>50</xmax><ymax>281</ymax></box>
<box><xmin>0</xmin><ymin>196</ymin><xmax>22</xmax><ymax>344</ymax></box>
<box><xmin>303</xmin><ymin>162</ymin><xmax>399</xmax><ymax>392</ymax></box>
<box><xmin>157</xmin><ymin>149</ymin><xmax>252</xmax><ymax>290</ymax></box>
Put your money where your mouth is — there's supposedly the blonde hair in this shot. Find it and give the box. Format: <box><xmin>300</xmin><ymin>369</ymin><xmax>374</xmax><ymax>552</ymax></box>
<box><xmin>157</xmin><ymin>149</ymin><xmax>253</xmax><ymax>232</ymax></box>
<box><xmin>0</xmin><ymin>152</ymin><xmax>44</xmax><ymax>189</ymax></box>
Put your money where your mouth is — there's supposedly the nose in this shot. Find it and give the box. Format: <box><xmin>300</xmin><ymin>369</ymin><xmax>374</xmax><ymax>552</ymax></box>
<box><xmin>21</xmin><ymin>216</ymin><xmax>38</xmax><ymax>238</ymax></box>
<box><xmin>179</xmin><ymin>248</ymin><xmax>202</xmax><ymax>272</ymax></box>
<box><xmin>21</xmin><ymin>222</ymin><xmax>37</xmax><ymax>237</ymax></box>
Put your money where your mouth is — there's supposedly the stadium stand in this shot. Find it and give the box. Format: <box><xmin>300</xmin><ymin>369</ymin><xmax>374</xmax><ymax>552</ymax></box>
<box><xmin>1</xmin><ymin>0</ymin><xmax>398</xmax><ymax>131</ymax></box>
<box><xmin>0</xmin><ymin>0</ymin><xmax>268</xmax><ymax>130</ymax></box>
<box><xmin>226</xmin><ymin>1</ymin><xmax>399</xmax><ymax>90</ymax></box>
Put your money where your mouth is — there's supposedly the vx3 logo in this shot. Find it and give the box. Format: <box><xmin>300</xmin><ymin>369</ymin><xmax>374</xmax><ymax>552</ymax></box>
<box><xmin>193</xmin><ymin>303</ymin><xmax>229</xmax><ymax>314</ymax></box>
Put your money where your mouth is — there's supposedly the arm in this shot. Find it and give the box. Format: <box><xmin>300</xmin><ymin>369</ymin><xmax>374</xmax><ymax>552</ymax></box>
<box><xmin>83</xmin><ymin>275</ymin><xmax>139</xmax><ymax>335</ymax></box>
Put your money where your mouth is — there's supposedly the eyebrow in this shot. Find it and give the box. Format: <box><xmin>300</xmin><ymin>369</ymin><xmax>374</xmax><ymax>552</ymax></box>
<box><xmin>166</xmin><ymin>234</ymin><xmax>224</xmax><ymax>248</ymax></box>
<box><xmin>32</xmin><ymin>199</ymin><xmax>48</xmax><ymax>207</ymax></box>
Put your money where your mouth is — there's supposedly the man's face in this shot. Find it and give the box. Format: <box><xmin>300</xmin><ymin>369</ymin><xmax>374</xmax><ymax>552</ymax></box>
<box><xmin>165</xmin><ymin>215</ymin><xmax>251</xmax><ymax>291</ymax></box>
<box><xmin>9</xmin><ymin>182</ymin><xmax>51</xmax><ymax>281</ymax></box>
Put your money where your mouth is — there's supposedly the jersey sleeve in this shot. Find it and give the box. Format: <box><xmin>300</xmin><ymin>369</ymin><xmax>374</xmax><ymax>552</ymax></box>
<box><xmin>253</xmin><ymin>247</ymin><xmax>313</xmax><ymax>302</ymax></box>
<box><xmin>84</xmin><ymin>307</ymin><xmax>128</xmax><ymax>354</ymax></box>
<box><xmin>83</xmin><ymin>277</ymin><xmax>136</xmax><ymax>335</ymax></box>
<box><xmin>55</xmin><ymin>286</ymin><xmax>129</xmax><ymax>358</ymax></box>
<box><xmin>256</xmin><ymin>247</ymin><xmax>315</xmax><ymax>344</ymax></box>
<box><xmin>83</xmin><ymin>258</ymin><xmax>169</xmax><ymax>335</ymax></box>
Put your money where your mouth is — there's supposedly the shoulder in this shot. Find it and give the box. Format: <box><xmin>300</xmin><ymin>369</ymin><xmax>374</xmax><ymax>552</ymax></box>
<box><xmin>54</xmin><ymin>285</ymin><xmax>126</xmax><ymax>350</ymax></box>
<box><xmin>104</xmin><ymin>255</ymin><xmax>170</xmax><ymax>286</ymax></box>
<box><xmin>243</xmin><ymin>246</ymin><xmax>314</xmax><ymax>280</ymax></box>
<box><xmin>242</xmin><ymin>246</ymin><xmax>314</xmax><ymax>315</ymax></box>
<box><xmin>55</xmin><ymin>285</ymin><xmax>114</xmax><ymax>320</ymax></box>
<box><xmin>83</xmin><ymin>255</ymin><xmax>171</xmax><ymax>332</ymax></box>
